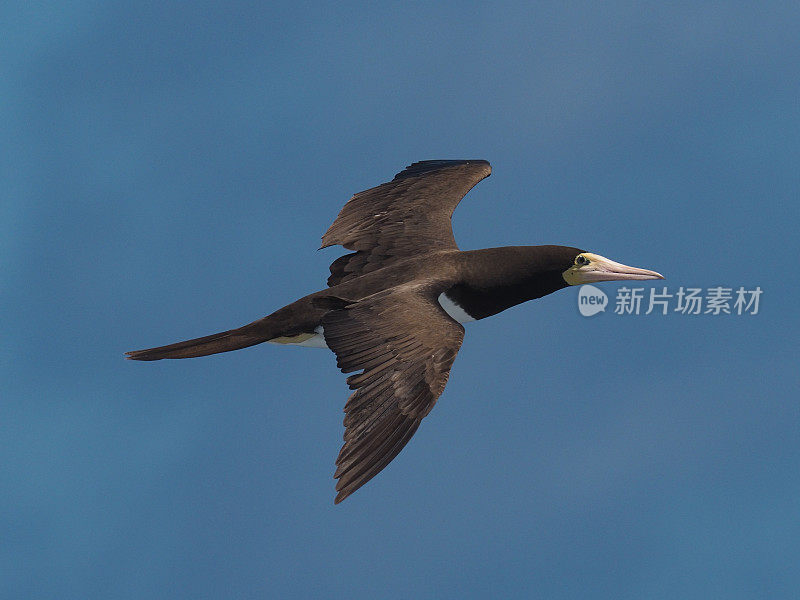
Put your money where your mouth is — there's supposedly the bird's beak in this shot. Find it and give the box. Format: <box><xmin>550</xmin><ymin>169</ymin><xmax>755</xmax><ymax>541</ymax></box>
<box><xmin>564</xmin><ymin>253</ymin><xmax>665</xmax><ymax>285</ymax></box>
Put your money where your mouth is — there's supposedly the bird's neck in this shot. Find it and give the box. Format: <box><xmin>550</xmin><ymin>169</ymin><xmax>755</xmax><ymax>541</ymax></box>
<box><xmin>446</xmin><ymin>247</ymin><xmax>570</xmax><ymax>320</ymax></box>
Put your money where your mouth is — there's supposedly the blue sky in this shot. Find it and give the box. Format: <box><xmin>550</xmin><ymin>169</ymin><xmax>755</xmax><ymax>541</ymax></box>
<box><xmin>3</xmin><ymin>2</ymin><xmax>799</xmax><ymax>598</ymax></box>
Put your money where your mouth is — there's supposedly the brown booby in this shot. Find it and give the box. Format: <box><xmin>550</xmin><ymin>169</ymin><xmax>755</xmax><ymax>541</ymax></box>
<box><xmin>126</xmin><ymin>160</ymin><xmax>664</xmax><ymax>503</ymax></box>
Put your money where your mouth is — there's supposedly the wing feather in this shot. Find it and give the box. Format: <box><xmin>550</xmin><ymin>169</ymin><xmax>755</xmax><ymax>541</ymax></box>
<box><xmin>323</xmin><ymin>160</ymin><xmax>491</xmax><ymax>286</ymax></box>
<box><xmin>321</xmin><ymin>287</ymin><xmax>465</xmax><ymax>503</ymax></box>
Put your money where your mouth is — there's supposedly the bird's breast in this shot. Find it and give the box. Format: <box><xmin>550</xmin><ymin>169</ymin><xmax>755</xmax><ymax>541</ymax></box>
<box><xmin>437</xmin><ymin>292</ymin><xmax>476</xmax><ymax>323</ymax></box>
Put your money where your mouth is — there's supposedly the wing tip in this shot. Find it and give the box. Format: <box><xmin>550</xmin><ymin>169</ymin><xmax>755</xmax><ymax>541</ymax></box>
<box><xmin>394</xmin><ymin>159</ymin><xmax>491</xmax><ymax>181</ymax></box>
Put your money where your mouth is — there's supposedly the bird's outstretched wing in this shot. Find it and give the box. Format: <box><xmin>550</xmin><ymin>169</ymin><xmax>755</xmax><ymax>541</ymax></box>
<box><xmin>322</xmin><ymin>160</ymin><xmax>491</xmax><ymax>286</ymax></box>
<box><xmin>320</xmin><ymin>286</ymin><xmax>465</xmax><ymax>503</ymax></box>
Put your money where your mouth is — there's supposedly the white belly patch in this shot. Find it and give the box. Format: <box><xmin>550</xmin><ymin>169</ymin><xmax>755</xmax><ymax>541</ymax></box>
<box><xmin>437</xmin><ymin>292</ymin><xmax>475</xmax><ymax>323</ymax></box>
<box><xmin>267</xmin><ymin>326</ymin><xmax>328</xmax><ymax>348</ymax></box>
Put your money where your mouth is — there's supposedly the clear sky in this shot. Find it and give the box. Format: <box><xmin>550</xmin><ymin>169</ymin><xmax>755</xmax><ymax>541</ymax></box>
<box><xmin>3</xmin><ymin>2</ymin><xmax>799</xmax><ymax>599</ymax></box>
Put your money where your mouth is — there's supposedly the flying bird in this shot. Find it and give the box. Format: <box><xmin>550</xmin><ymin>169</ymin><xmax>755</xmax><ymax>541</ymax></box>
<box><xmin>126</xmin><ymin>160</ymin><xmax>664</xmax><ymax>503</ymax></box>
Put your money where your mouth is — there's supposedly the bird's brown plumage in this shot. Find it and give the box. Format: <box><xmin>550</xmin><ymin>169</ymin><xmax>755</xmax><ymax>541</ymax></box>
<box><xmin>320</xmin><ymin>286</ymin><xmax>465</xmax><ymax>503</ymax></box>
<box><xmin>322</xmin><ymin>160</ymin><xmax>491</xmax><ymax>286</ymax></box>
<box><xmin>126</xmin><ymin>159</ymin><xmax>628</xmax><ymax>504</ymax></box>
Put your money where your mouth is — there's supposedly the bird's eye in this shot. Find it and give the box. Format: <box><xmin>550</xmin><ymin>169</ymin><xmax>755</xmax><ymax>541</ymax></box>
<box><xmin>575</xmin><ymin>255</ymin><xmax>589</xmax><ymax>266</ymax></box>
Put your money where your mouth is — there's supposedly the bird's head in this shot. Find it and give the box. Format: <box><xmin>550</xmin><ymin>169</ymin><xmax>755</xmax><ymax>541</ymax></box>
<box><xmin>562</xmin><ymin>251</ymin><xmax>664</xmax><ymax>285</ymax></box>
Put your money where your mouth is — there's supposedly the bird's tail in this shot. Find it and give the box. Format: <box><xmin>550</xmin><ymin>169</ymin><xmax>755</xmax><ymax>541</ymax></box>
<box><xmin>125</xmin><ymin>324</ymin><xmax>271</xmax><ymax>361</ymax></box>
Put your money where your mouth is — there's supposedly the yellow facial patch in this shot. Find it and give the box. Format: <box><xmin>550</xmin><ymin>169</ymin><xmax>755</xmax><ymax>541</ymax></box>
<box><xmin>562</xmin><ymin>252</ymin><xmax>598</xmax><ymax>285</ymax></box>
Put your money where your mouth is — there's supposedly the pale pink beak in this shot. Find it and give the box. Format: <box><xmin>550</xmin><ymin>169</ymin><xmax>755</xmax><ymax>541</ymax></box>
<box><xmin>578</xmin><ymin>254</ymin><xmax>665</xmax><ymax>283</ymax></box>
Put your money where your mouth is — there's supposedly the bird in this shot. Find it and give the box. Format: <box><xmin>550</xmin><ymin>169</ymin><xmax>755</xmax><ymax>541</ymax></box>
<box><xmin>126</xmin><ymin>159</ymin><xmax>664</xmax><ymax>503</ymax></box>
